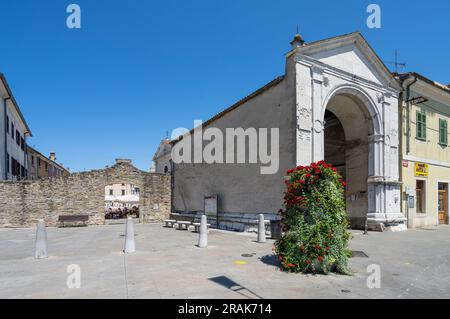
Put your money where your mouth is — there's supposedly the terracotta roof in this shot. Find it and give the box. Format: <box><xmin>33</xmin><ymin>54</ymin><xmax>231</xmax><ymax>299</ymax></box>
<box><xmin>171</xmin><ymin>75</ymin><xmax>285</xmax><ymax>145</ymax></box>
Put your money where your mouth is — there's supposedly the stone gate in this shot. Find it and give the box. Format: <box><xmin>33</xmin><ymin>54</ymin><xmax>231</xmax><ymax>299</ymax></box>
<box><xmin>0</xmin><ymin>159</ymin><xmax>171</xmax><ymax>227</ymax></box>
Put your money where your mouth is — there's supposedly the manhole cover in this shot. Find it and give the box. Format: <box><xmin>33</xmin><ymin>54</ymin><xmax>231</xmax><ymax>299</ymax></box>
<box><xmin>241</xmin><ymin>253</ymin><xmax>256</xmax><ymax>258</ymax></box>
<box><xmin>351</xmin><ymin>251</ymin><xmax>368</xmax><ymax>258</ymax></box>
<box><xmin>341</xmin><ymin>289</ymin><xmax>351</xmax><ymax>293</ymax></box>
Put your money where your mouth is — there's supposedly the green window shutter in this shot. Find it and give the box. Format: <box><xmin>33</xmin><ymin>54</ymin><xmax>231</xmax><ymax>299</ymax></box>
<box><xmin>440</xmin><ymin>119</ymin><xmax>448</xmax><ymax>146</ymax></box>
<box><xmin>416</xmin><ymin>111</ymin><xmax>427</xmax><ymax>140</ymax></box>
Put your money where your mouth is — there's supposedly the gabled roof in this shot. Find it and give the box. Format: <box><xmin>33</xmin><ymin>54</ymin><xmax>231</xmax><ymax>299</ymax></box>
<box><xmin>0</xmin><ymin>73</ymin><xmax>32</xmax><ymax>136</ymax></box>
<box><xmin>152</xmin><ymin>139</ymin><xmax>172</xmax><ymax>160</ymax></box>
<box><xmin>294</xmin><ymin>31</ymin><xmax>402</xmax><ymax>91</ymax></box>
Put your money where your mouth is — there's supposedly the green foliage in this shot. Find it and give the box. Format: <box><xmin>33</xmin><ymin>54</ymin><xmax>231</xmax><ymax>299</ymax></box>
<box><xmin>274</xmin><ymin>161</ymin><xmax>351</xmax><ymax>274</ymax></box>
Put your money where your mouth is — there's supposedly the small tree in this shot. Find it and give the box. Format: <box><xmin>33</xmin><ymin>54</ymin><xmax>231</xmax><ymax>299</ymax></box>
<box><xmin>275</xmin><ymin>161</ymin><xmax>351</xmax><ymax>274</ymax></box>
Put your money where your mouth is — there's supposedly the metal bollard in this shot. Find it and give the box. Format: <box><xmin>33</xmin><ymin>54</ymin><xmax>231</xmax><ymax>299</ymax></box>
<box><xmin>124</xmin><ymin>217</ymin><xmax>136</xmax><ymax>253</ymax></box>
<box><xmin>197</xmin><ymin>215</ymin><xmax>208</xmax><ymax>248</ymax></box>
<box><xmin>35</xmin><ymin>219</ymin><xmax>48</xmax><ymax>259</ymax></box>
<box><xmin>257</xmin><ymin>214</ymin><xmax>266</xmax><ymax>243</ymax></box>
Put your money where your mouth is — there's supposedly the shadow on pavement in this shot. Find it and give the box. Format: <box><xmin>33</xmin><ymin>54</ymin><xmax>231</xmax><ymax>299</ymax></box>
<box><xmin>208</xmin><ymin>276</ymin><xmax>263</xmax><ymax>299</ymax></box>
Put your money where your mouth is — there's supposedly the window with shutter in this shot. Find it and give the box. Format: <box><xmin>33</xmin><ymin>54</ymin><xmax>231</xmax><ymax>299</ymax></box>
<box><xmin>416</xmin><ymin>111</ymin><xmax>427</xmax><ymax>141</ymax></box>
<box><xmin>439</xmin><ymin>119</ymin><xmax>448</xmax><ymax>146</ymax></box>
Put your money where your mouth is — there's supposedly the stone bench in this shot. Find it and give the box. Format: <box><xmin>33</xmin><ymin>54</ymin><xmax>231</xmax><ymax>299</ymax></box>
<box><xmin>192</xmin><ymin>222</ymin><xmax>211</xmax><ymax>233</ymax></box>
<box><xmin>164</xmin><ymin>219</ymin><xmax>177</xmax><ymax>228</ymax></box>
<box><xmin>58</xmin><ymin>215</ymin><xmax>89</xmax><ymax>228</ymax></box>
<box><xmin>175</xmin><ymin>221</ymin><xmax>191</xmax><ymax>230</ymax></box>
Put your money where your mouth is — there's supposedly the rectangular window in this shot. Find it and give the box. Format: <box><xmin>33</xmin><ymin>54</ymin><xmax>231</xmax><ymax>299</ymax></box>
<box><xmin>16</xmin><ymin>130</ymin><xmax>20</xmax><ymax>146</ymax></box>
<box><xmin>416</xmin><ymin>180</ymin><xmax>426</xmax><ymax>214</ymax></box>
<box><xmin>11</xmin><ymin>123</ymin><xmax>14</xmax><ymax>140</ymax></box>
<box><xmin>122</xmin><ymin>190</ymin><xmax>125</xmax><ymax>196</ymax></box>
<box><xmin>20</xmin><ymin>137</ymin><xmax>25</xmax><ymax>151</ymax></box>
<box><xmin>6</xmin><ymin>153</ymin><xmax>10</xmax><ymax>173</ymax></box>
<box><xmin>439</xmin><ymin>119</ymin><xmax>448</xmax><ymax>146</ymax></box>
<box><xmin>109</xmin><ymin>189</ymin><xmax>113</xmax><ymax>196</ymax></box>
<box><xmin>416</xmin><ymin>111</ymin><xmax>427</xmax><ymax>141</ymax></box>
<box><xmin>38</xmin><ymin>158</ymin><xmax>41</xmax><ymax>168</ymax></box>
<box><xmin>6</xmin><ymin>116</ymin><xmax>9</xmax><ymax>134</ymax></box>
<box><xmin>31</xmin><ymin>156</ymin><xmax>34</xmax><ymax>166</ymax></box>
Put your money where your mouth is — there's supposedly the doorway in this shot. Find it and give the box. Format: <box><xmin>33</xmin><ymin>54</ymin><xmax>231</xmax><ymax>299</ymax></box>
<box><xmin>438</xmin><ymin>183</ymin><xmax>448</xmax><ymax>225</ymax></box>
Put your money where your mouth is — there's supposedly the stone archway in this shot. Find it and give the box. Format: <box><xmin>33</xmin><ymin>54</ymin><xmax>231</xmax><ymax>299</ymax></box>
<box><xmin>323</xmin><ymin>89</ymin><xmax>376</xmax><ymax>228</ymax></box>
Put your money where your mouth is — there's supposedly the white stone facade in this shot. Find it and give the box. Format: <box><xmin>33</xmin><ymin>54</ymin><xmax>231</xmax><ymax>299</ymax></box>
<box><xmin>292</xmin><ymin>32</ymin><xmax>405</xmax><ymax>229</ymax></box>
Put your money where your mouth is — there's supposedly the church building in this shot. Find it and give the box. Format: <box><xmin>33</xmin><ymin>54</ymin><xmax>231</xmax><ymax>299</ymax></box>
<box><xmin>155</xmin><ymin>32</ymin><xmax>409</xmax><ymax>232</ymax></box>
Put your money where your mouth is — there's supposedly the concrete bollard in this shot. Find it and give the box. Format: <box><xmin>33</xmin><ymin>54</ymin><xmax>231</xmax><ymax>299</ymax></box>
<box><xmin>35</xmin><ymin>219</ymin><xmax>48</xmax><ymax>259</ymax></box>
<box><xmin>124</xmin><ymin>217</ymin><xmax>135</xmax><ymax>254</ymax></box>
<box><xmin>257</xmin><ymin>214</ymin><xmax>266</xmax><ymax>243</ymax></box>
<box><xmin>197</xmin><ymin>215</ymin><xmax>208</xmax><ymax>248</ymax></box>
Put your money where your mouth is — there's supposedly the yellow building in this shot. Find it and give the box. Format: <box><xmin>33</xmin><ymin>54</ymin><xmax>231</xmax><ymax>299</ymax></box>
<box><xmin>398</xmin><ymin>72</ymin><xmax>450</xmax><ymax>228</ymax></box>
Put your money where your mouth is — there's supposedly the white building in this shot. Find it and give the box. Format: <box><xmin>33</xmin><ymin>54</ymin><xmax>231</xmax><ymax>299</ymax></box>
<box><xmin>0</xmin><ymin>73</ymin><xmax>32</xmax><ymax>180</ymax></box>
<box><xmin>155</xmin><ymin>32</ymin><xmax>406</xmax><ymax>231</ymax></box>
<box><xmin>105</xmin><ymin>183</ymin><xmax>140</xmax><ymax>210</ymax></box>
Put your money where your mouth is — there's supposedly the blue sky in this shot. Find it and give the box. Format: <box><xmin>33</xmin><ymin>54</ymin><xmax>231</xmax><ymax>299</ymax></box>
<box><xmin>1</xmin><ymin>0</ymin><xmax>449</xmax><ymax>172</ymax></box>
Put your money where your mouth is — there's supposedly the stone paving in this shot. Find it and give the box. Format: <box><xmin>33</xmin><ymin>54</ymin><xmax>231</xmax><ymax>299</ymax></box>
<box><xmin>0</xmin><ymin>223</ymin><xmax>450</xmax><ymax>299</ymax></box>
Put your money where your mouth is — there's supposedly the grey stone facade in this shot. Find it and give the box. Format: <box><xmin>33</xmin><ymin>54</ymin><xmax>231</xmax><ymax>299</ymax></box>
<box><xmin>0</xmin><ymin>159</ymin><xmax>171</xmax><ymax>228</ymax></box>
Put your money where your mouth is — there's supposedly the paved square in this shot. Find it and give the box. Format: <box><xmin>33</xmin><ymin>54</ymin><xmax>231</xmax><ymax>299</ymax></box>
<box><xmin>1</xmin><ymin>223</ymin><xmax>450</xmax><ymax>299</ymax></box>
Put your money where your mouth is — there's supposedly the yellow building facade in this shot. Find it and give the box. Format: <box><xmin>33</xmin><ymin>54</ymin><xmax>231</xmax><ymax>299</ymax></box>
<box><xmin>399</xmin><ymin>73</ymin><xmax>450</xmax><ymax>228</ymax></box>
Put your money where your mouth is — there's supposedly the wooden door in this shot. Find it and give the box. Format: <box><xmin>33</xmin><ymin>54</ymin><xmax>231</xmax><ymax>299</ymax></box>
<box><xmin>438</xmin><ymin>184</ymin><xmax>448</xmax><ymax>225</ymax></box>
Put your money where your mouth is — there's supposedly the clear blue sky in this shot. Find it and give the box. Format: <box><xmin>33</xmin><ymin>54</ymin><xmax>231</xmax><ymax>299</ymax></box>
<box><xmin>1</xmin><ymin>0</ymin><xmax>449</xmax><ymax>172</ymax></box>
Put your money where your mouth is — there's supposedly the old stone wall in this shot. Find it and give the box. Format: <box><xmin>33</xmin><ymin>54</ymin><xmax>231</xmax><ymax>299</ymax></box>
<box><xmin>0</xmin><ymin>161</ymin><xmax>171</xmax><ymax>227</ymax></box>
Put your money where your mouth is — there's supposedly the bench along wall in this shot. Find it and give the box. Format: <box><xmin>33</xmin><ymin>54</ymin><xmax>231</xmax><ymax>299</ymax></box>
<box><xmin>0</xmin><ymin>160</ymin><xmax>171</xmax><ymax>227</ymax></box>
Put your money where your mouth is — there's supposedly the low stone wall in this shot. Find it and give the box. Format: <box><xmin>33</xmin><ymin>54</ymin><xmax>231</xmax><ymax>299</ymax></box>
<box><xmin>0</xmin><ymin>161</ymin><xmax>171</xmax><ymax>228</ymax></box>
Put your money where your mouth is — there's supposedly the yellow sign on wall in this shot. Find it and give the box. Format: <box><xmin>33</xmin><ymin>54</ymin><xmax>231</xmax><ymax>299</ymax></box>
<box><xmin>414</xmin><ymin>163</ymin><xmax>429</xmax><ymax>177</ymax></box>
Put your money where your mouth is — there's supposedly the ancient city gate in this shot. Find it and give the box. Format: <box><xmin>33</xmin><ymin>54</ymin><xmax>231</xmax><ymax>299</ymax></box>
<box><xmin>0</xmin><ymin>159</ymin><xmax>171</xmax><ymax>227</ymax></box>
<box><xmin>293</xmin><ymin>33</ymin><xmax>406</xmax><ymax>230</ymax></box>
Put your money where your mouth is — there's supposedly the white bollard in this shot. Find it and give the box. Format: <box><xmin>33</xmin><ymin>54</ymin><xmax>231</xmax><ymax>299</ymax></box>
<box><xmin>197</xmin><ymin>215</ymin><xmax>208</xmax><ymax>248</ymax></box>
<box><xmin>35</xmin><ymin>219</ymin><xmax>48</xmax><ymax>259</ymax></box>
<box><xmin>124</xmin><ymin>217</ymin><xmax>135</xmax><ymax>254</ymax></box>
<box><xmin>257</xmin><ymin>214</ymin><xmax>266</xmax><ymax>243</ymax></box>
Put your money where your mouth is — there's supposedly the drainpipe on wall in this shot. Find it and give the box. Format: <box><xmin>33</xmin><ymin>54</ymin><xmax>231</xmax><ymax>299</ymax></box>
<box><xmin>403</xmin><ymin>75</ymin><xmax>418</xmax><ymax>229</ymax></box>
<box><xmin>3</xmin><ymin>96</ymin><xmax>11</xmax><ymax>180</ymax></box>
<box><xmin>405</xmin><ymin>75</ymin><xmax>418</xmax><ymax>155</ymax></box>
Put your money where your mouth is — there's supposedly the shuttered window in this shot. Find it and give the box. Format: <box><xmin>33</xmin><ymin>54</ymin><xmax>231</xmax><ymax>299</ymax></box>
<box><xmin>416</xmin><ymin>111</ymin><xmax>427</xmax><ymax>141</ymax></box>
<box><xmin>439</xmin><ymin>119</ymin><xmax>448</xmax><ymax>146</ymax></box>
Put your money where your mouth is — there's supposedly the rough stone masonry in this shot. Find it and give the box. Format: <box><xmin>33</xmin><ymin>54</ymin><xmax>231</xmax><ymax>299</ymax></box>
<box><xmin>0</xmin><ymin>159</ymin><xmax>171</xmax><ymax>228</ymax></box>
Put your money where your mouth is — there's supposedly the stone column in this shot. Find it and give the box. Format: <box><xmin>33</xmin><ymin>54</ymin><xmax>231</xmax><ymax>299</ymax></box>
<box><xmin>257</xmin><ymin>214</ymin><xmax>266</xmax><ymax>243</ymax></box>
<box><xmin>197</xmin><ymin>215</ymin><xmax>208</xmax><ymax>248</ymax></box>
<box><xmin>35</xmin><ymin>219</ymin><xmax>48</xmax><ymax>259</ymax></box>
<box><xmin>124</xmin><ymin>217</ymin><xmax>135</xmax><ymax>253</ymax></box>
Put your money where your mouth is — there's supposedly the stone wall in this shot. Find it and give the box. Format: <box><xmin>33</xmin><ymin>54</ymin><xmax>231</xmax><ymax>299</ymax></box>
<box><xmin>0</xmin><ymin>160</ymin><xmax>171</xmax><ymax>228</ymax></box>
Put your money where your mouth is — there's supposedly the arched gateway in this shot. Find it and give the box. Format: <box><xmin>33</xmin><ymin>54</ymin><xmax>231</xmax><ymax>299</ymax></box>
<box><xmin>294</xmin><ymin>32</ymin><xmax>406</xmax><ymax>230</ymax></box>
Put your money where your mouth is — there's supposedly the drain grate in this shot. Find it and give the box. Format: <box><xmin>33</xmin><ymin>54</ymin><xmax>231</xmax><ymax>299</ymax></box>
<box><xmin>241</xmin><ymin>253</ymin><xmax>256</xmax><ymax>258</ymax></box>
<box><xmin>351</xmin><ymin>250</ymin><xmax>369</xmax><ymax>258</ymax></box>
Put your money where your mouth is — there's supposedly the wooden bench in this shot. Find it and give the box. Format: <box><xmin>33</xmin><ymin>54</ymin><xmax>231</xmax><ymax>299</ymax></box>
<box><xmin>164</xmin><ymin>219</ymin><xmax>177</xmax><ymax>228</ymax></box>
<box><xmin>175</xmin><ymin>221</ymin><xmax>191</xmax><ymax>230</ymax></box>
<box><xmin>58</xmin><ymin>215</ymin><xmax>89</xmax><ymax>228</ymax></box>
<box><xmin>192</xmin><ymin>222</ymin><xmax>211</xmax><ymax>233</ymax></box>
